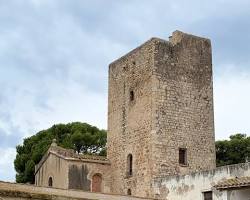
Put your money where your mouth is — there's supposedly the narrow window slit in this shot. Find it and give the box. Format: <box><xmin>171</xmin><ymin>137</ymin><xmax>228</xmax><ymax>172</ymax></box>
<box><xmin>130</xmin><ymin>90</ymin><xmax>134</xmax><ymax>101</ymax></box>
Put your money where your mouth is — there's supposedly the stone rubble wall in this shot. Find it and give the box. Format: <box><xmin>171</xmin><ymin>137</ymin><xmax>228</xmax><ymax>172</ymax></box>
<box><xmin>0</xmin><ymin>181</ymin><xmax>154</xmax><ymax>200</ymax></box>
<box><xmin>107</xmin><ymin>38</ymin><xmax>156</xmax><ymax>197</ymax></box>
<box><xmin>107</xmin><ymin>30</ymin><xmax>216</xmax><ymax>198</ymax></box>
<box><xmin>151</xmin><ymin>31</ymin><xmax>216</xmax><ymax>178</ymax></box>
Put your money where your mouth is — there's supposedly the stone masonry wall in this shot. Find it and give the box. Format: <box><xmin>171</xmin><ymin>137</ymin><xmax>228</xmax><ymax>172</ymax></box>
<box><xmin>107</xmin><ymin>39</ymin><xmax>156</xmax><ymax>197</ymax></box>
<box><xmin>0</xmin><ymin>181</ymin><xmax>153</xmax><ymax>200</ymax></box>
<box><xmin>151</xmin><ymin>31</ymin><xmax>216</xmax><ymax>178</ymax></box>
<box><xmin>107</xmin><ymin>31</ymin><xmax>216</xmax><ymax>198</ymax></box>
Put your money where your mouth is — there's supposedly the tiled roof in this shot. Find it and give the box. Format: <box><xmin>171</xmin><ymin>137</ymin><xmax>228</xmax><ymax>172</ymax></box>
<box><xmin>35</xmin><ymin>144</ymin><xmax>109</xmax><ymax>174</ymax></box>
<box><xmin>215</xmin><ymin>177</ymin><xmax>250</xmax><ymax>190</ymax></box>
<box><xmin>50</xmin><ymin>145</ymin><xmax>109</xmax><ymax>162</ymax></box>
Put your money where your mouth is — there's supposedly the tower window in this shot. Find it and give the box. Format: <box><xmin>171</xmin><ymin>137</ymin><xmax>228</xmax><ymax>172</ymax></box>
<box><xmin>127</xmin><ymin>154</ymin><xmax>133</xmax><ymax>176</ymax></box>
<box><xmin>203</xmin><ymin>191</ymin><xmax>212</xmax><ymax>200</ymax></box>
<box><xmin>127</xmin><ymin>189</ymin><xmax>132</xmax><ymax>195</ymax></box>
<box><xmin>48</xmin><ymin>177</ymin><xmax>53</xmax><ymax>187</ymax></box>
<box><xmin>179</xmin><ymin>148</ymin><xmax>187</xmax><ymax>165</ymax></box>
<box><xmin>130</xmin><ymin>90</ymin><xmax>134</xmax><ymax>101</ymax></box>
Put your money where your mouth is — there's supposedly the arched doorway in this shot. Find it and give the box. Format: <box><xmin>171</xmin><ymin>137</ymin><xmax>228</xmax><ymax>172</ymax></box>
<box><xmin>48</xmin><ymin>177</ymin><xmax>53</xmax><ymax>187</ymax></box>
<box><xmin>91</xmin><ymin>174</ymin><xmax>102</xmax><ymax>193</ymax></box>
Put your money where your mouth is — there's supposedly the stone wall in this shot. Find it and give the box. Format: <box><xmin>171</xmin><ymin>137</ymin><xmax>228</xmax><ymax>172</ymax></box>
<box><xmin>107</xmin><ymin>38</ymin><xmax>156</xmax><ymax>197</ymax></box>
<box><xmin>152</xmin><ymin>162</ymin><xmax>250</xmax><ymax>200</ymax></box>
<box><xmin>107</xmin><ymin>31</ymin><xmax>216</xmax><ymax>198</ymax></box>
<box><xmin>151</xmin><ymin>31</ymin><xmax>216</xmax><ymax>178</ymax></box>
<box><xmin>0</xmin><ymin>181</ymin><xmax>153</xmax><ymax>200</ymax></box>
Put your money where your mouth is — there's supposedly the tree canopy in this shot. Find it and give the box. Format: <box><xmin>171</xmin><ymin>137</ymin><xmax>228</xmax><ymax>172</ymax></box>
<box><xmin>216</xmin><ymin>133</ymin><xmax>250</xmax><ymax>167</ymax></box>
<box><xmin>14</xmin><ymin>122</ymin><xmax>107</xmax><ymax>183</ymax></box>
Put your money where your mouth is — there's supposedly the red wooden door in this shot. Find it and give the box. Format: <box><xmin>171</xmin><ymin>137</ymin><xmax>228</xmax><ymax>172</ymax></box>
<box><xmin>92</xmin><ymin>174</ymin><xmax>102</xmax><ymax>192</ymax></box>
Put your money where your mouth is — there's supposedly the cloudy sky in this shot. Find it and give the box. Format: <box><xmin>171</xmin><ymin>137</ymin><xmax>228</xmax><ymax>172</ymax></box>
<box><xmin>1</xmin><ymin>0</ymin><xmax>250</xmax><ymax>181</ymax></box>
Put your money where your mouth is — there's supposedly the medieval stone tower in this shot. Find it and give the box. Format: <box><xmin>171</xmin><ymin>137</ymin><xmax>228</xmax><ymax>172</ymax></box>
<box><xmin>107</xmin><ymin>31</ymin><xmax>216</xmax><ymax>198</ymax></box>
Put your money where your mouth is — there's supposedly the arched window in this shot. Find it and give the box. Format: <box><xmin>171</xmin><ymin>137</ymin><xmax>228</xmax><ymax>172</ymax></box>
<box><xmin>91</xmin><ymin>174</ymin><xmax>102</xmax><ymax>193</ymax></box>
<box><xmin>127</xmin><ymin>154</ymin><xmax>133</xmax><ymax>176</ymax></box>
<box><xmin>48</xmin><ymin>177</ymin><xmax>53</xmax><ymax>187</ymax></box>
<box><xmin>127</xmin><ymin>189</ymin><xmax>132</xmax><ymax>195</ymax></box>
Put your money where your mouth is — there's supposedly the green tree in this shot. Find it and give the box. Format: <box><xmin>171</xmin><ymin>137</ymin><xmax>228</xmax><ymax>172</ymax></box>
<box><xmin>14</xmin><ymin>122</ymin><xmax>107</xmax><ymax>183</ymax></box>
<box><xmin>216</xmin><ymin>133</ymin><xmax>250</xmax><ymax>167</ymax></box>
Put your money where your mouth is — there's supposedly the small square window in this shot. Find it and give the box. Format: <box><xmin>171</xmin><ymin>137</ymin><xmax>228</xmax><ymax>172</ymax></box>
<box><xmin>203</xmin><ymin>191</ymin><xmax>212</xmax><ymax>200</ymax></box>
<box><xmin>179</xmin><ymin>148</ymin><xmax>187</xmax><ymax>165</ymax></box>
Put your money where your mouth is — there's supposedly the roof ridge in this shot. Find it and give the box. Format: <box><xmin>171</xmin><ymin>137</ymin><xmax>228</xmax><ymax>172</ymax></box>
<box><xmin>49</xmin><ymin>145</ymin><xmax>108</xmax><ymax>161</ymax></box>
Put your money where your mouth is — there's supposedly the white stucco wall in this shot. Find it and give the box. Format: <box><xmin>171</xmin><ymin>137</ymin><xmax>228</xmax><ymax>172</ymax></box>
<box><xmin>227</xmin><ymin>188</ymin><xmax>250</xmax><ymax>200</ymax></box>
<box><xmin>152</xmin><ymin>162</ymin><xmax>250</xmax><ymax>200</ymax></box>
<box><xmin>35</xmin><ymin>153</ymin><xmax>69</xmax><ymax>189</ymax></box>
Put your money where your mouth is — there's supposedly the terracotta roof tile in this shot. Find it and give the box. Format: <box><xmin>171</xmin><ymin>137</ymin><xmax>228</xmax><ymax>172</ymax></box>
<box><xmin>215</xmin><ymin>177</ymin><xmax>250</xmax><ymax>190</ymax></box>
<box><xmin>50</xmin><ymin>145</ymin><xmax>109</xmax><ymax>162</ymax></box>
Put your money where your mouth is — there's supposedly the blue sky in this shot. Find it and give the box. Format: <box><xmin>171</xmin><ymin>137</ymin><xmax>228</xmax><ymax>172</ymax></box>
<box><xmin>1</xmin><ymin>0</ymin><xmax>250</xmax><ymax>181</ymax></box>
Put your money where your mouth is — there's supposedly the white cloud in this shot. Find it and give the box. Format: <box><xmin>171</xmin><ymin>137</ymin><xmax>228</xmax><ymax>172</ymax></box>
<box><xmin>0</xmin><ymin>71</ymin><xmax>107</xmax><ymax>182</ymax></box>
<box><xmin>0</xmin><ymin>0</ymin><xmax>250</xmax><ymax>182</ymax></box>
<box><xmin>0</xmin><ymin>148</ymin><xmax>16</xmax><ymax>181</ymax></box>
<box><xmin>214</xmin><ymin>66</ymin><xmax>250</xmax><ymax>140</ymax></box>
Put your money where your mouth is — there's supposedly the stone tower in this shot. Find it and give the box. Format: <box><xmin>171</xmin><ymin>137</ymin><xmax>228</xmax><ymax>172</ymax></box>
<box><xmin>107</xmin><ymin>31</ymin><xmax>216</xmax><ymax>198</ymax></box>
